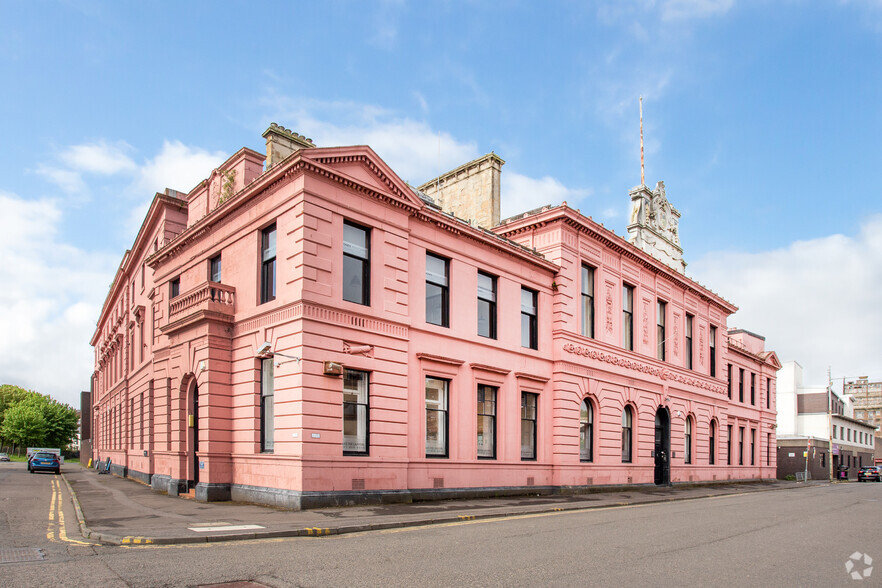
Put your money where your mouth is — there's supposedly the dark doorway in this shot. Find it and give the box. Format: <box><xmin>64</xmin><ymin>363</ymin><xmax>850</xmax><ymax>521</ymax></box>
<box><xmin>655</xmin><ymin>406</ymin><xmax>671</xmax><ymax>486</ymax></box>
<box><xmin>190</xmin><ymin>383</ymin><xmax>199</xmax><ymax>489</ymax></box>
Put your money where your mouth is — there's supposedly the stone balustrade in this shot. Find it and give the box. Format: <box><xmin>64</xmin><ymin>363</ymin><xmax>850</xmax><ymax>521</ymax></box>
<box><xmin>169</xmin><ymin>281</ymin><xmax>236</xmax><ymax>319</ymax></box>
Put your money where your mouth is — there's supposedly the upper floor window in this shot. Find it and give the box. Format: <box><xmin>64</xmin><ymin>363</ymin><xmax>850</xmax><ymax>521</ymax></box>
<box><xmin>657</xmin><ymin>300</ymin><xmax>667</xmax><ymax>361</ymax></box>
<box><xmin>685</xmin><ymin>314</ymin><xmax>693</xmax><ymax>370</ymax></box>
<box><xmin>727</xmin><ymin>364</ymin><xmax>732</xmax><ymax>399</ymax></box>
<box><xmin>709</xmin><ymin>326</ymin><xmax>716</xmax><ymax>377</ymax></box>
<box><xmin>622</xmin><ymin>406</ymin><xmax>634</xmax><ymax>463</ymax></box>
<box><xmin>342</xmin><ymin>369</ymin><xmax>369</xmax><ymax>455</ymax></box>
<box><xmin>343</xmin><ymin>221</ymin><xmax>370</xmax><ymax>306</ymax></box>
<box><xmin>477</xmin><ymin>385</ymin><xmax>497</xmax><ymax>459</ymax></box>
<box><xmin>260</xmin><ymin>224</ymin><xmax>276</xmax><ymax>304</ymax></box>
<box><xmin>739</xmin><ymin>368</ymin><xmax>745</xmax><ymax>403</ymax></box>
<box><xmin>477</xmin><ymin>272</ymin><xmax>497</xmax><ymax>339</ymax></box>
<box><xmin>521</xmin><ymin>287</ymin><xmax>538</xmax><ymax>349</ymax></box>
<box><xmin>426</xmin><ymin>253</ymin><xmax>449</xmax><ymax>327</ymax></box>
<box><xmin>581</xmin><ymin>265</ymin><xmax>595</xmax><ymax>338</ymax></box>
<box><xmin>521</xmin><ymin>392</ymin><xmax>537</xmax><ymax>460</ymax></box>
<box><xmin>622</xmin><ymin>284</ymin><xmax>634</xmax><ymax>351</ymax></box>
<box><xmin>766</xmin><ymin>377</ymin><xmax>771</xmax><ymax>409</ymax></box>
<box><xmin>580</xmin><ymin>399</ymin><xmax>593</xmax><ymax>462</ymax></box>
<box><xmin>425</xmin><ymin>377</ymin><xmax>449</xmax><ymax>457</ymax></box>
<box><xmin>209</xmin><ymin>254</ymin><xmax>222</xmax><ymax>283</ymax></box>
<box><xmin>750</xmin><ymin>373</ymin><xmax>756</xmax><ymax>405</ymax></box>
<box><xmin>169</xmin><ymin>277</ymin><xmax>180</xmax><ymax>299</ymax></box>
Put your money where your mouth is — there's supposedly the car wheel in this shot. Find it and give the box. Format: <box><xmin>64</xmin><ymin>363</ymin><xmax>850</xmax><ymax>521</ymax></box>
<box><xmin>54</xmin><ymin>469</ymin><xmax>60</xmax><ymax>475</ymax></box>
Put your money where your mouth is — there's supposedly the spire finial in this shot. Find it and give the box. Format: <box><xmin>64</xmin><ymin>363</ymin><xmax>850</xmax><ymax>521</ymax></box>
<box><xmin>640</xmin><ymin>96</ymin><xmax>645</xmax><ymax>187</ymax></box>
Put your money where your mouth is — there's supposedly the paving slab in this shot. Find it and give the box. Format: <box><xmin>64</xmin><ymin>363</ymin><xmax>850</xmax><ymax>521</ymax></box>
<box><xmin>61</xmin><ymin>464</ymin><xmax>829</xmax><ymax>546</ymax></box>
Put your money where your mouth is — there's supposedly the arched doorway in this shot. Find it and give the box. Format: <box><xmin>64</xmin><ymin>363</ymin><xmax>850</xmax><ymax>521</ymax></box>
<box><xmin>655</xmin><ymin>406</ymin><xmax>671</xmax><ymax>486</ymax></box>
<box><xmin>187</xmin><ymin>381</ymin><xmax>199</xmax><ymax>489</ymax></box>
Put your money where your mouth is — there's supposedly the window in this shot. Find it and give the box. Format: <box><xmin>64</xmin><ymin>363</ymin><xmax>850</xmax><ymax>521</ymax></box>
<box><xmin>260</xmin><ymin>224</ymin><xmax>276</xmax><ymax>304</ymax></box>
<box><xmin>709</xmin><ymin>326</ymin><xmax>716</xmax><ymax>377</ymax></box>
<box><xmin>685</xmin><ymin>416</ymin><xmax>693</xmax><ymax>464</ymax></box>
<box><xmin>833</xmin><ymin>424</ymin><xmax>837</xmax><ymax>438</ymax></box>
<box><xmin>343</xmin><ymin>221</ymin><xmax>370</xmax><ymax>305</ymax></box>
<box><xmin>580</xmin><ymin>399</ymin><xmax>593</xmax><ymax>462</ymax></box>
<box><xmin>342</xmin><ymin>369</ymin><xmax>369</xmax><ymax>455</ymax></box>
<box><xmin>622</xmin><ymin>285</ymin><xmax>634</xmax><ymax>351</ymax></box>
<box><xmin>847</xmin><ymin>429</ymin><xmax>851</xmax><ymax>442</ymax></box>
<box><xmin>581</xmin><ymin>265</ymin><xmax>595</xmax><ymax>338</ymax></box>
<box><xmin>750</xmin><ymin>428</ymin><xmax>756</xmax><ymax>466</ymax></box>
<box><xmin>622</xmin><ymin>406</ymin><xmax>633</xmax><ymax>463</ymax></box>
<box><xmin>426</xmin><ymin>253</ymin><xmax>449</xmax><ymax>327</ymax></box>
<box><xmin>685</xmin><ymin>314</ymin><xmax>693</xmax><ymax>370</ymax></box>
<box><xmin>521</xmin><ymin>287</ymin><xmax>538</xmax><ymax>349</ymax></box>
<box><xmin>425</xmin><ymin>378</ymin><xmax>449</xmax><ymax>457</ymax></box>
<box><xmin>820</xmin><ymin>451</ymin><xmax>825</xmax><ymax>468</ymax></box>
<box><xmin>738</xmin><ymin>368</ymin><xmax>745</xmax><ymax>403</ymax></box>
<box><xmin>727</xmin><ymin>364</ymin><xmax>732</xmax><ymax>399</ymax></box>
<box><xmin>521</xmin><ymin>393</ymin><xmax>537</xmax><ymax>460</ymax></box>
<box><xmin>209</xmin><ymin>254</ymin><xmax>222</xmax><ymax>283</ymax></box>
<box><xmin>477</xmin><ymin>385</ymin><xmax>497</xmax><ymax>459</ymax></box>
<box><xmin>260</xmin><ymin>358</ymin><xmax>274</xmax><ymax>452</ymax></box>
<box><xmin>750</xmin><ymin>373</ymin><xmax>756</xmax><ymax>405</ymax></box>
<box><xmin>766</xmin><ymin>377</ymin><xmax>771</xmax><ymax>409</ymax></box>
<box><xmin>657</xmin><ymin>301</ymin><xmax>666</xmax><ymax>361</ymax></box>
<box><xmin>477</xmin><ymin>272</ymin><xmax>497</xmax><ymax>339</ymax></box>
<box><xmin>169</xmin><ymin>277</ymin><xmax>180</xmax><ymax>299</ymax></box>
<box><xmin>709</xmin><ymin>420</ymin><xmax>716</xmax><ymax>465</ymax></box>
<box><xmin>739</xmin><ymin>426</ymin><xmax>745</xmax><ymax>466</ymax></box>
<box><xmin>727</xmin><ymin>425</ymin><xmax>733</xmax><ymax>465</ymax></box>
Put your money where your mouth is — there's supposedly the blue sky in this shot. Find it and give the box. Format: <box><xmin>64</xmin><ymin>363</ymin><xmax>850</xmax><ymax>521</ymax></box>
<box><xmin>2</xmin><ymin>0</ymin><xmax>882</xmax><ymax>408</ymax></box>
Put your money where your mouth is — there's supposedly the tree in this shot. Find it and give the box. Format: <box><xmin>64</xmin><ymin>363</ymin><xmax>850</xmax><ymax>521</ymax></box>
<box><xmin>1</xmin><ymin>399</ymin><xmax>47</xmax><ymax>452</ymax></box>
<box><xmin>0</xmin><ymin>385</ymin><xmax>79</xmax><ymax>453</ymax></box>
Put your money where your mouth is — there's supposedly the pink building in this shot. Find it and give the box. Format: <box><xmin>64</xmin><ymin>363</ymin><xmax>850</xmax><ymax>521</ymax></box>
<box><xmin>89</xmin><ymin>124</ymin><xmax>778</xmax><ymax>508</ymax></box>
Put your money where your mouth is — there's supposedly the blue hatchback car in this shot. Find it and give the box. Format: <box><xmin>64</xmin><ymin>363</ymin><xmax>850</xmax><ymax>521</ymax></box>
<box><xmin>28</xmin><ymin>451</ymin><xmax>61</xmax><ymax>475</ymax></box>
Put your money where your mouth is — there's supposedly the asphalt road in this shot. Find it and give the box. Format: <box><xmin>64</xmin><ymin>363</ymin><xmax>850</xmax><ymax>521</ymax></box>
<box><xmin>1</xmin><ymin>460</ymin><xmax>880</xmax><ymax>587</ymax></box>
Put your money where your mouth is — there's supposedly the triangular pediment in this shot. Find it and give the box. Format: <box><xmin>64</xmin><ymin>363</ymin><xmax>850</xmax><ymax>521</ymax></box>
<box><xmin>303</xmin><ymin>146</ymin><xmax>425</xmax><ymax>211</ymax></box>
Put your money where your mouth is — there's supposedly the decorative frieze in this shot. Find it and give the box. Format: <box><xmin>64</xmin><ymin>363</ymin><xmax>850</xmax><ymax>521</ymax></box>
<box><xmin>562</xmin><ymin>343</ymin><xmax>725</xmax><ymax>395</ymax></box>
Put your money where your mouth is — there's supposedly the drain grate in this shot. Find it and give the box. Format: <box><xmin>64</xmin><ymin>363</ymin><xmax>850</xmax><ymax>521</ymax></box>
<box><xmin>0</xmin><ymin>547</ymin><xmax>46</xmax><ymax>564</ymax></box>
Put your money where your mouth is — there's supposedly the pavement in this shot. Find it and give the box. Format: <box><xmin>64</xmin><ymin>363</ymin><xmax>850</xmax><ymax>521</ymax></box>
<box><xmin>61</xmin><ymin>464</ymin><xmax>830</xmax><ymax>546</ymax></box>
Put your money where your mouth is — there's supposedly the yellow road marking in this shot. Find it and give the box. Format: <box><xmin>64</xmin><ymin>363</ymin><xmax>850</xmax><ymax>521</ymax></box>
<box><xmin>46</xmin><ymin>477</ymin><xmax>99</xmax><ymax>546</ymax></box>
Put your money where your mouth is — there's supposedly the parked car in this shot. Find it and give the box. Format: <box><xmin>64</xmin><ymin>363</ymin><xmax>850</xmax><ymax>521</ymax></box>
<box><xmin>857</xmin><ymin>466</ymin><xmax>882</xmax><ymax>482</ymax></box>
<box><xmin>27</xmin><ymin>451</ymin><xmax>60</xmax><ymax>475</ymax></box>
<box><xmin>0</xmin><ymin>452</ymin><xmax>9</xmax><ymax>462</ymax></box>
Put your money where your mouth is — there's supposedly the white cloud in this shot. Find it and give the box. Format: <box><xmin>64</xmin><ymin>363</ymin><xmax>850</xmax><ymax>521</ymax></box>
<box><xmin>503</xmin><ymin>172</ymin><xmax>592</xmax><ymax>219</ymax></box>
<box><xmin>59</xmin><ymin>140</ymin><xmax>136</xmax><ymax>175</ymax></box>
<box><xmin>661</xmin><ymin>0</ymin><xmax>734</xmax><ymax>21</ymax></box>
<box><xmin>0</xmin><ymin>191</ymin><xmax>117</xmax><ymax>408</ymax></box>
<box><xmin>132</xmin><ymin>140</ymin><xmax>227</xmax><ymax>198</ymax></box>
<box><xmin>689</xmin><ymin>215</ymin><xmax>882</xmax><ymax>386</ymax></box>
<box><xmin>35</xmin><ymin>165</ymin><xmax>87</xmax><ymax>195</ymax></box>
<box><xmin>262</xmin><ymin>97</ymin><xmax>478</xmax><ymax>184</ymax></box>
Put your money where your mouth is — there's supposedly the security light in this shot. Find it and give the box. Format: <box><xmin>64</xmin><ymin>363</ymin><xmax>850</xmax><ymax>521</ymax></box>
<box><xmin>256</xmin><ymin>342</ymin><xmax>273</xmax><ymax>357</ymax></box>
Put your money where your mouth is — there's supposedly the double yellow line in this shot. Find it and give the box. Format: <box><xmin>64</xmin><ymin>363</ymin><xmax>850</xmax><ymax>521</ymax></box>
<box><xmin>46</xmin><ymin>476</ymin><xmax>96</xmax><ymax>545</ymax></box>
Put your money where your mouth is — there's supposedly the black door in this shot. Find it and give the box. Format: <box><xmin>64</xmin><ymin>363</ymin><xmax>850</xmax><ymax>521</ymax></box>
<box><xmin>192</xmin><ymin>384</ymin><xmax>199</xmax><ymax>488</ymax></box>
<box><xmin>655</xmin><ymin>407</ymin><xmax>670</xmax><ymax>485</ymax></box>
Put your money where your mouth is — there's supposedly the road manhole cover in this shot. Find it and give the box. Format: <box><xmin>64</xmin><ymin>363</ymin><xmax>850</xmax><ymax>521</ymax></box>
<box><xmin>0</xmin><ymin>547</ymin><xmax>46</xmax><ymax>564</ymax></box>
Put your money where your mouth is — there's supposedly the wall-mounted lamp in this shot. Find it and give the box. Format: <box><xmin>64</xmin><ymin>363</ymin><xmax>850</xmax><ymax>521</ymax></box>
<box><xmin>256</xmin><ymin>341</ymin><xmax>301</xmax><ymax>366</ymax></box>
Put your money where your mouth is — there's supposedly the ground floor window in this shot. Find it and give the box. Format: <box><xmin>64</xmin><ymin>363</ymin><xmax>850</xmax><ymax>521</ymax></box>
<box><xmin>521</xmin><ymin>392</ymin><xmax>537</xmax><ymax>460</ymax></box>
<box><xmin>622</xmin><ymin>406</ymin><xmax>633</xmax><ymax>463</ymax></box>
<box><xmin>709</xmin><ymin>420</ymin><xmax>716</xmax><ymax>465</ymax></box>
<box><xmin>739</xmin><ymin>427</ymin><xmax>744</xmax><ymax>466</ymax></box>
<box><xmin>425</xmin><ymin>378</ymin><xmax>449</xmax><ymax>457</ymax></box>
<box><xmin>580</xmin><ymin>399</ymin><xmax>593</xmax><ymax>462</ymax></box>
<box><xmin>342</xmin><ymin>369</ymin><xmax>369</xmax><ymax>455</ymax></box>
<box><xmin>477</xmin><ymin>385</ymin><xmax>497</xmax><ymax>459</ymax></box>
<box><xmin>260</xmin><ymin>358</ymin><xmax>274</xmax><ymax>453</ymax></box>
<box><xmin>750</xmin><ymin>428</ymin><xmax>755</xmax><ymax>466</ymax></box>
<box><xmin>685</xmin><ymin>416</ymin><xmax>693</xmax><ymax>464</ymax></box>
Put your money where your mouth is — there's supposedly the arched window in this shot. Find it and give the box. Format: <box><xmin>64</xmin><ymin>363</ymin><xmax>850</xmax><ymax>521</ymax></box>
<box><xmin>709</xmin><ymin>419</ymin><xmax>716</xmax><ymax>465</ymax></box>
<box><xmin>622</xmin><ymin>406</ymin><xmax>633</xmax><ymax>463</ymax></box>
<box><xmin>685</xmin><ymin>416</ymin><xmax>693</xmax><ymax>464</ymax></box>
<box><xmin>580</xmin><ymin>399</ymin><xmax>593</xmax><ymax>462</ymax></box>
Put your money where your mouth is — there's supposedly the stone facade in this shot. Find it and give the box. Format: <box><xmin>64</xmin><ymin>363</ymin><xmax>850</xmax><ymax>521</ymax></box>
<box><xmin>88</xmin><ymin>124</ymin><xmax>777</xmax><ymax>509</ymax></box>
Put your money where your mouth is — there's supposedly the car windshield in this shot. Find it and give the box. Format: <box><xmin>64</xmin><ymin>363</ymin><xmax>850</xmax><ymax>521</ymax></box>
<box><xmin>34</xmin><ymin>452</ymin><xmax>56</xmax><ymax>459</ymax></box>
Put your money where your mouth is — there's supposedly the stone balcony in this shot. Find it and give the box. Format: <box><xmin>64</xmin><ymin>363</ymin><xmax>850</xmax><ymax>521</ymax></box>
<box><xmin>162</xmin><ymin>281</ymin><xmax>236</xmax><ymax>335</ymax></box>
